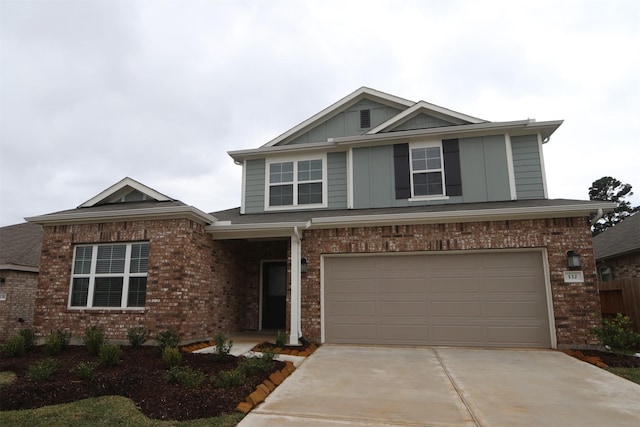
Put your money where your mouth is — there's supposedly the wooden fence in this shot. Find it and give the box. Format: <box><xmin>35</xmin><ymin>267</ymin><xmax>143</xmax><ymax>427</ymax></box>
<box><xmin>599</xmin><ymin>278</ymin><xmax>640</xmax><ymax>332</ymax></box>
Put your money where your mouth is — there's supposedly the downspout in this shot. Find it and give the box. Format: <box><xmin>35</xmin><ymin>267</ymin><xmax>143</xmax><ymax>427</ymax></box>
<box><xmin>592</xmin><ymin>208</ymin><xmax>604</xmax><ymax>224</ymax></box>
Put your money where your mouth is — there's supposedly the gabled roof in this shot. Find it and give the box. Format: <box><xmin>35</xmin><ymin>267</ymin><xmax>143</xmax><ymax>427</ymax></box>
<box><xmin>262</xmin><ymin>87</ymin><xmax>415</xmax><ymax>147</ymax></box>
<box><xmin>79</xmin><ymin>177</ymin><xmax>173</xmax><ymax>207</ymax></box>
<box><xmin>0</xmin><ymin>222</ymin><xmax>43</xmax><ymax>271</ymax></box>
<box><xmin>593</xmin><ymin>213</ymin><xmax>640</xmax><ymax>260</ymax></box>
<box><xmin>367</xmin><ymin>100</ymin><xmax>486</xmax><ymax>134</ymax></box>
<box><xmin>26</xmin><ymin>178</ymin><xmax>217</xmax><ymax>226</ymax></box>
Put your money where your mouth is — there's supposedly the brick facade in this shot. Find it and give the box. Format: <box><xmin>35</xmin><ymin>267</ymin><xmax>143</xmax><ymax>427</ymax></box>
<box><xmin>34</xmin><ymin>219</ymin><xmax>243</xmax><ymax>343</ymax></box>
<box><xmin>597</xmin><ymin>252</ymin><xmax>640</xmax><ymax>280</ymax></box>
<box><xmin>298</xmin><ymin>217</ymin><xmax>601</xmax><ymax>348</ymax></box>
<box><xmin>0</xmin><ymin>270</ymin><xmax>38</xmax><ymax>341</ymax></box>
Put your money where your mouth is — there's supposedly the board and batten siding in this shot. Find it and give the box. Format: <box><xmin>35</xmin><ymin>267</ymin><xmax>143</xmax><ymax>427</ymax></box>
<box><xmin>288</xmin><ymin>99</ymin><xmax>402</xmax><ymax>145</ymax></box>
<box><xmin>511</xmin><ymin>135</ymin><xmax>545</xmax><ymax>199</ymax></box>
<box><xmin>327</xmin><ymin>151</ymin><xmax>348</xmax><ymax>209</ymax></box>
<box><xmin>392</xmin><ymin>113</ymin><xmax>455</xmax><ymax>131</ymax></box>
<box><xmin>459</xmin><ymin>135</ymin><xmax>511</xmax><ymax>203</ymax></box>
<box><xmin>244</xmin><ymin>159</ymin><xmax>266</xmax><ymax>214</ymax></box>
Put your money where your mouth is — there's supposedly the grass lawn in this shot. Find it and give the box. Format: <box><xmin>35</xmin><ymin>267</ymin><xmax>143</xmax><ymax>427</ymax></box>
<box><xmin>606</xmin><ymin>367</ymin><xmax>640</xmax><ymax>385</ymax></box>
<box><xmin>0</xmin><ymin>395</ymin><xmax>244</xmax><ymax>427</ymax></box>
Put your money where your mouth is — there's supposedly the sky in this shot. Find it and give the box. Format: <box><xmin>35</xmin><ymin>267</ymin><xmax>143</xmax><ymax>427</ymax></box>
<box><xmin>1</xmin><ymin>0</ymin><xmax>639</xmax><ymax>227</ymax></box>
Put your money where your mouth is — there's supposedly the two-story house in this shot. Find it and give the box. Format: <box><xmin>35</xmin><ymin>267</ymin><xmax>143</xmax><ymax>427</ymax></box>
<box><xmin>27</xmin><ymin>87</ymin><xmax>613</xmax><ymax>349</ymax></box>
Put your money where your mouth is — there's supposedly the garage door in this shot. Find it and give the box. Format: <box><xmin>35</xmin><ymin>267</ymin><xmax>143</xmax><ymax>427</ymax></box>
<box><xmin>324</xmin><ymin>251</ymin><xmax>551</xmax><ymax>348</ymax></box>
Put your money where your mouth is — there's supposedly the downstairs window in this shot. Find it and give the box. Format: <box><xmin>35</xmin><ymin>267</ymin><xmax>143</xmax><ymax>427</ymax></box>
<box><xmin>69</xmin><ymin>242</ymin><xmax>149</xmax><ymax>309</ymax></box>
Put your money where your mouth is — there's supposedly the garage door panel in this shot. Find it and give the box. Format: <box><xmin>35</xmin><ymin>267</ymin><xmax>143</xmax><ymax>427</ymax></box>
<box><xmin>380</xmin><ymin>301</ymin><xmax>427</xmax><ymax>316</ymax></box>
<box><xmin>324</xmin><ymin>252</ymin><xmax>551</xmax><ymax>348</ymax></box>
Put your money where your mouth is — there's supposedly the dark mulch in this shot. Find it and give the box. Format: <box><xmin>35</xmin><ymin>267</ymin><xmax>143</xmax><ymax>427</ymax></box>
<box><xmin>578</xmin><ymin>350</ymin><xmax>640</xmax><ymax>368</ymax></box>
<box><xmin>0</xmin><ymin>345</ymin><xmax>284</xmax><ymax>421</ymax></box>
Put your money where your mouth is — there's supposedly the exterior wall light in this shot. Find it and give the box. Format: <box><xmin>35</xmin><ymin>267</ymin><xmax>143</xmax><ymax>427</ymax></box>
<box><xmin>301</xmin><ymin>258</ymin><xmax>308</xmax><ymax>273</ymax></box>
<box><xmin>566</xmin><ymin>251</ymin><xmax>582</xmax><ymax>268</ymax></box>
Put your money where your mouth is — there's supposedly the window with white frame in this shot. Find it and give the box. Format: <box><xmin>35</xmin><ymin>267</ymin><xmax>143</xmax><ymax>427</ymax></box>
<box><xmin>70</xmin><ymin>242</ymin><xmax>149</xmax><ymax>308</ymax></box>
<box><xmin>268</xmin><ymin>158</ymin><xmax>324</xmax><ymax>208</ymax></box>
<box><xmin>410</xmin><ymin>142</ymin><xmax>445</xmax><ymax>197</ymax></box>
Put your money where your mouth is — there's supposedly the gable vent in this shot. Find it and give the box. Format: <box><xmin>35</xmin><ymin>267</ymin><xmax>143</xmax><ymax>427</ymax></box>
<box><xmin>360</xmin><ymin>109</ymin><xmax>371</xmax><ymax>129</ymax></box>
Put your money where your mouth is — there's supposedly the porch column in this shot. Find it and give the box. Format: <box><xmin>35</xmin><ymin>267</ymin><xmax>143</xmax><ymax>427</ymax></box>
<box><xmin>289</xmin><ymin>232</ymin><xmax>301</xmax><ymax>345</ymax></box>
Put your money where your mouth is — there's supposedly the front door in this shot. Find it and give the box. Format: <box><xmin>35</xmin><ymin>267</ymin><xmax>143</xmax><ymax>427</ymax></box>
<box><xmin>261</xmin><ymin>261</ymin><xmax>286</xmax><ymax>330</ymax></box>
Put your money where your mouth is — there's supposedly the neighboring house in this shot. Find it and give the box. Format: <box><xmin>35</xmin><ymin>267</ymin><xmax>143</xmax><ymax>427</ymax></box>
<box><xmin>593</xmin><ymin>213</ymin><xmax>640</xmax><ymax>281</ymax></box>
<box><xmin>26</xmin><ymin>87</ymin><xmax>614</xmax><ymax>349</ymax></box>
<box><xmin>0</xmin><ymin>222</ymin><xmax>43</xmax><ymax>340</ymax></box>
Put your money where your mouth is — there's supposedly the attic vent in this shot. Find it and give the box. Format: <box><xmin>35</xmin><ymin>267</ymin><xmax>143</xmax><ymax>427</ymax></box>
<box><xmin>360</xmin><ymin>109</ymin><xmax>371</xmax><ymax>128</ymax></box>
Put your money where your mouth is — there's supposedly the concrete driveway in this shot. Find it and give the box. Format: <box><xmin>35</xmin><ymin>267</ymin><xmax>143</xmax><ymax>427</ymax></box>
<box><xmin>239</xmin><ymin>345</ymin><xmax>640</xmax><ymax>427</ymax></box>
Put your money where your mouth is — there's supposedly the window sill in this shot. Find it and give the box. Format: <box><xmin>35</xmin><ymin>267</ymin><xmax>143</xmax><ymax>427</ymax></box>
<box><xmin>408</xmin><ymin>195</ymin><xmax>450</xmax><ymax>202</ymax></box>
<box><xmin>67</xmin><ymin>307</ymin><xmax>146</xmax><ymax>313</ymax></box>
<box><xmin>265</xmin><ymin>203</ymin><xmax>327</xmax><ymax>212</ymax></box>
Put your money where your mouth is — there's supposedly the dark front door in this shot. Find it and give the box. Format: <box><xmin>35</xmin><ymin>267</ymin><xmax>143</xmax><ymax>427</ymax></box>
<box><xmin>262</xmin><ymin>261</ymin><xmax>286</xmax><ymax>330</ymax></box>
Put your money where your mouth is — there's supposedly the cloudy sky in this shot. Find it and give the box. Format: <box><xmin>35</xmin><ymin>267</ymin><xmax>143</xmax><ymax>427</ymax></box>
<box><xmin>1</xmin><ymin>0</ymin><xmax>638</xmax><ymax>226</ymax></box>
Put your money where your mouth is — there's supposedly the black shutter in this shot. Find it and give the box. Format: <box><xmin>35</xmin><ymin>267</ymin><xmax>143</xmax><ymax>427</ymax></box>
<box><xmin>393</xmin><ymin>144</ymin><xmax>411</xmax><ymax>199</ymax></box>
<box><xmin>443</xmin><ymin>139</ymin><xmax>462</xmax><ymax>196</ymax></box>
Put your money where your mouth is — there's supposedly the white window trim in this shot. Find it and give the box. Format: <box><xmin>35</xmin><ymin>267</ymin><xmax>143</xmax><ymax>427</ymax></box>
<box><xmin>408</xmin><ymin>140</ymin><xmax>448</xmax><ymax>201</ymax></box>
<box><xmin>264</xmin><ymin>154</ymin><xmax>328</xmax><ymax>211</ymax></box>
<box><xmin>68</xmin><ymin>242</ymin><xmax>148</xmax><ymax>310</ymax></box>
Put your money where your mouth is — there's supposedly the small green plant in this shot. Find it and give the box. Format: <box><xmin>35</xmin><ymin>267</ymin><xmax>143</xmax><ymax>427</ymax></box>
<box><xmin>165</xmin><ymin>366</ymin><xmax>206</xmax><ymax>388</ymax></box>
<box><xmin>238</xmin><ymin>350</ymin><xmax>278</xmax><ymax>376</ymax></box>
<box><xmin>275</xmin><ymin>330</ymin><xmax>287</xmax><ymax>347</ymax></box>
<box><xmin>83</xmin><ymin>326</ymin><xmax>105</xmax><ymax>356</ymax></box>
<box><xmin>162</xmin><ymin>346</ymin><xmax>182</xmax><ymax>368</ymax></box>
<box><xmin>127</xmin><ymin>326</ymin><xmax>149</xmax><ymax>348</ymax></box>
<box><xmin>1</xmin><ymin>334</ymin><xmax>26</xmax><ymax>357</ymax></box>
<box><xmin>99</xmin><ymin>343</ymin><xmax>122</xmax><ymax>366</ymax></box>
<box><xmin>156</xmin><ymin>330</ymin><xmax>180</xmax><ymax>355</ymax></box>
<box><xmin>26</xmin><ymin>358</ymin><xmax>61</xmax><ymax>382</ymax></box>
<box><xmin>71</xmin><ymin>361</ymin><xmax>98</xmax><ymax>381</ymax></box>
<box><xmin>212</xmin><ymin>333</ymin><xmax>233</xmax><ymax>361</ymax></box>
<box><xmin>213</xmin><ymin>368</ymin><xmax>246</xmax><ymax>388</ymax></box>
<box><xmin>44</xmin><ymin>330</ymin><xmax>71</xmax><ymax>355</ymax></box>
<box><xmin>19</xmin><ymin>329</ymin><xmax>36</xmax><ymax>350</ymax></box>
<box><xmin>592</xmin><ymin>313</ymin><xmax>640</xmax><ymax>354</ymax></box>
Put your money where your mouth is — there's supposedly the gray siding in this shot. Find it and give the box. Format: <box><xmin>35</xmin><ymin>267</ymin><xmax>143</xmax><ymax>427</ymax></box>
<box><xmin>288</xmin><ymin>99</ymin><xmax>402</xmax><ymax>145</ymax></box>
<box><xmin>511</xmin><ymin>135</ymin><xmax>545</xmax><ymax>199</ymax></box>
<box><xmin>459</xmin><ymin>135</ymin><xmax>511</xmax><ymax>203</ymax></box>
<box><xmin>328</xmin><ymin>152</ymin><xmax>348</xmax><ymax>209</ymax></box>
<box><xmin>244</xmin><ymin>159</ymin><xmax>265</xmax><ymax>214</ymax></box>
<box><xmin>392</xmin><ymin>113</ymin><xmax>455</xmax><ymax>131</ymax></box>
<box><xmin>353</xmin><ymin>145</ymin><xmax>406</xmax><ymax>209</ymax></box>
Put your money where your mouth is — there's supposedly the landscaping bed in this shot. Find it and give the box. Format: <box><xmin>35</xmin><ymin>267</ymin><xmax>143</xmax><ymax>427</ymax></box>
<box><xmin>0</xmin><ymin>345</ymin><xmax>285</xmax><ymax>421</ymax></box>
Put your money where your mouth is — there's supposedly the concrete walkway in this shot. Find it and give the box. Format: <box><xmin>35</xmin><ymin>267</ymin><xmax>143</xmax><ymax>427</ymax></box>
<box><xmin>238</xmin><ymin>345</ymin><xmax>640</xmax><ymax>427</ymax></box>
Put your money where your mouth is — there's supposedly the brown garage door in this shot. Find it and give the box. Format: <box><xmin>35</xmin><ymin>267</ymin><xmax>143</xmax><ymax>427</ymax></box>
<box><xmin>324</xmin><ymin>251</ymin><xmax>551</xmax><ymax>348</ymax></box>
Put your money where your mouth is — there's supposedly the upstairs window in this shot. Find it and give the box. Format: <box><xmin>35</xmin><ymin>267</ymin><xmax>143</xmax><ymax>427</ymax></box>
<box><xmin>267</xmin><ymin>157</ymin><xmax>325</xmax><ymax>208</ymax></box>
<box><xmin>410</xmin><ymin>143</ymin><xmax>445</xmax><ymax>197</ymax></box>
<box><xmin>70</xmin><ymin>242</ymin><xmax>149</xmax><ymax>309</ymax></box>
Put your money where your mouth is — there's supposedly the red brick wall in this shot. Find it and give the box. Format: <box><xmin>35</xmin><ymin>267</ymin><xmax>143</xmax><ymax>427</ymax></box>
<box><xmin>0</xmin><ymin>270</ymin><xmax>38</xmax><ymax>341</ymax></box>
<box><xmin>34</xmin><ymin>219</ymin><xmax>242</xmax><ymax>343</ymax></box>
<box><xmin>597</xmin><ymin>252</ymin><xmax>640</xmax><ymax>280</ymax></box>
<box><xmin>299</xmin><ymin>217</ymin><xmax>601</xmax><ymax>348</ymax></box>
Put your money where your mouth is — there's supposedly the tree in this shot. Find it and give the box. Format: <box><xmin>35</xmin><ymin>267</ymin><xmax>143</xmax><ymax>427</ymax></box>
<box><xmin>589</xmin><ymin>176</ymin><xmax>639</xmax><ymax>235</ymax></box>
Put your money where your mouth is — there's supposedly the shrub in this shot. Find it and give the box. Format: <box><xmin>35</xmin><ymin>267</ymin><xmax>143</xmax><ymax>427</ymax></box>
<box><xmin>238</xmin><ymin>350</ymin><xmax>277</xmax><ymax>376</ymax></box>
<box><xmin>275</xmin><ymin>330</ymin><xmax>287</xmax><ymax>347</ymax></box>
<box><xmin>212</xmin><ymin>333</ymin><xmax>233</xmax><ymax>362</ymax></box>
<box><xmin>26</xmin><ymin>358</ymin><xmax>61</xmax><ymax>382</ymax></box>
<box><xmin>19</xmin><ymin>329</ymin><xmax>36</xmax><ymax>350</ymax></box>
<box><xmin>592</xmin><ymin>313</ymin><xmax>640</xmax><ymax>353</ymax></box>
<box><xmin>162</xmin><ymin>346</ymin><xmax>182</xmax><ymax>368</ymax></box>
<box><xmin>165</xmin><ymin>366</ymin><xmax>206</xmax><ymax>389</ymax></box>
<box><xmin>99</xmin><ymin>343</ymin><xmax>122</xmax><ymax>366</ymax></box>
<box><xmin>1</xmin><ymin>334</ymin><xmax>26</xmax><ymax>357</ymax></box>
<box><xmin>127</xmin><ymin>326</ymin><xmax>149</xmax><ymax>348</ymax></box>
<box><xmin>71</xmin><ymin>361</ymin><xmax>98</xmax><ymax>381</ymax></box>
<box><xmin>44</xmin><ymin>330</ymin><xmax>71</xmax><ymax>355</ymax></box>
<box><xmin>83</xmin><ymin>326</ymin><xmax>105</xmax><ymax>356</ymax></box>
<box><xmin>156</xmin><ymin>330</ymin><xmax>180</xmax><ymax>355</ymax></box>
<box><xmin>213</xmin><ymin>368</ymin><xmax>245</xmax><ymax>388</ymax></box>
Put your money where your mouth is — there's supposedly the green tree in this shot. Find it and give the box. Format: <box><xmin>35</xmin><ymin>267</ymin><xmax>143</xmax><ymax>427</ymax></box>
<box><xmin>589</xmin><ymin>176</ymin><xmax>638</xmax><ymax>235</ymax></box>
